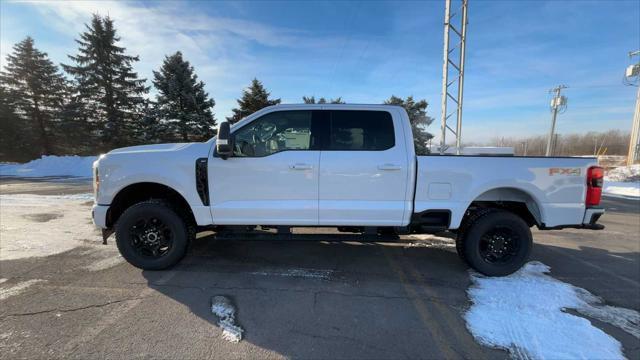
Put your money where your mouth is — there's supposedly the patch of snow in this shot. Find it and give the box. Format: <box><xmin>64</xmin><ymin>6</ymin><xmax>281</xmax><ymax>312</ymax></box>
<box><xmin>574</xmin><ymin>289</ymin><xmax>640</xmax><ymax>339</ymax></box>
<box><xmin>603</xmin><ymin>181</ymin><xmax>640</xmax><ymax>199</ymax></box>
<box><xmin>0</xmin><ymin>279</ymin><xmax>45</xmax><ymax>300</ymax></box>
<box><xmin>0</xmin><ymin>155</ymin><xmax>97</xmax><ymax>178</ymax></box>
<box><xmin>404</xmin><ymin>234</ymin><xmax>456</xmax><ymax>249</ymax></box>
<box><xmin>0</xmin><ymin>194</ymin><xmax>100</xmax><ymax>260</ymax></box>
<box><xmin>605</xmin><ymin>164</ymin><xmax>640</xmax><ymax>182</ymax></box>
<box><xmin>603</xmin><ymin>165</ymin><xmax>640</xmax><ymax>198</ymax></box>
<box><xmin>465</xmin><ymin>261</ymin><xmax>638</xmax><ymax>359</ymax></box>
<box><xmin>211</xmin><ymin>295</ymin><xmax>244</xmax><ymax>343</ymax></box>
<box><xmin>249</xmin><ymin>268</ymin><xmax>334</xmax><ymax>280</ymax></box>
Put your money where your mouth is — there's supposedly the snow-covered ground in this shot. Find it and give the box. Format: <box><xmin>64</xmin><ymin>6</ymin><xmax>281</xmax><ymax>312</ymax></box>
<box><xmin>0</xmin><ymin>194</ymin><xmax>123</xmax><ymax>268</ymax></box>
<box><xmin>465</xmin><ymin>262</ymin><xmax>639</xmax><ymax>360</ymax></box>
<box><xmin>603</xmin><ymin>181</ymin><xmax>640</xmax><ymax>199</ymax></box>
<box><xmin>606</xmin><ymin>164</ymin><xmax>640</xmax><ymax>182</ymax></box>
<box><xmin>0</xmin><ymin>155</ymin><xmax>97</xmax><ymax>178</ymax></box>
<box><xmin>603</xmin><ymin>164</ymin><xmax>640</xmax><ymax>199</ymax></box>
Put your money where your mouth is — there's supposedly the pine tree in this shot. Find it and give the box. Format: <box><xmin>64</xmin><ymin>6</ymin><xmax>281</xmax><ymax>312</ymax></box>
<box><xmin>0</xmin><ymin>87</ymin><xmax>37</xmax><ymax>161</ymax></box>
<box><xmin>62</xmin><ymin>14</ymin><xmax>148</xmax><ymax>149</ymax></box>
<box><xmin>302</xmin><ymin>96</ymin><xmax>345</xmax><ymax>104</ymax></box>
<box><xmin>227</xmin><ymin>78</ymin><xmax>280</xmax><ymax>124</ymax></box>
<box><xmin>149</xmin><ymin>51</ymin><xmax>216</xmax><ymax>142</ymax></box>
<box><xmin>384</xmin><ymin>95</ymin><xmax>434</xmax><ymax>155</ymax></box>
<box><xmin>0</xmin><ymin>37</ymin><xmax>68</xmax><ymax>157</ymax></box>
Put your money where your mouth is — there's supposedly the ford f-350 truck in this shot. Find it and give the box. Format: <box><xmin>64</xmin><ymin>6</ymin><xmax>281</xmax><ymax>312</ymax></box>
<box><xmin>92</xmin><ymin>104</ymin><xmax>605</xmax><ymax>276</ymax></box>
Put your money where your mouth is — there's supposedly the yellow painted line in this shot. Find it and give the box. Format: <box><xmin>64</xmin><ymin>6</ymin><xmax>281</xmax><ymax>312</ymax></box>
<box><xmin>402</xmin><ymin>256</ymin><xmax>483</xmax><ymax>357</ymax></box>
<box><xmin>382</xmin><ymin>247</ymin><xmax>456</xmax><ymax>359</ymax></box>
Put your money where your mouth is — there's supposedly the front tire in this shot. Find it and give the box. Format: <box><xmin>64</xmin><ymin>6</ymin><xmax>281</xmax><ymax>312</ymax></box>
<box><xmin>115</xmin><ymin>200</ymin><xmax>190</xmax><ymax>270</ymax></box>
<box><xmin>456</xmin><ymin>209</ymin><xmax>532</xmax><ymax>276</ymax></box>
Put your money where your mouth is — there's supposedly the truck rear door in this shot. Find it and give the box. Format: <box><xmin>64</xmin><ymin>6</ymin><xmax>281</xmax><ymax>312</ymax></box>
<box><xmin>318</xmin><ymin>109</ymin><xmax>409</xmax><ymax>226</ymax></box>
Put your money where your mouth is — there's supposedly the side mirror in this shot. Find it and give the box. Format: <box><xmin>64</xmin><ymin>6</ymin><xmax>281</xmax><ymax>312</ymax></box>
<box><xmin>216</xmin><ymin>122</ymin><xmax>232</xmax><ymax>159</ymax></box>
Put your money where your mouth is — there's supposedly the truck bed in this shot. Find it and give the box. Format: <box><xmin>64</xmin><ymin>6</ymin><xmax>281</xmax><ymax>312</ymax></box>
<box><xmin>415</xmin><ymin>155</ymin><xmax>599</xmax><ymax>229</ymax></box>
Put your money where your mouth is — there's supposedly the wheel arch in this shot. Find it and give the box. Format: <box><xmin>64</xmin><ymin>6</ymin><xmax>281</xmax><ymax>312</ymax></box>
<box><xmin>462</xmin><ymin>187</ymin><xmax>543</xmax><ymax>228</ymax></box>
<box><xmin>106</xmin><ymin>182</ymin><xmax>195</xmax><ymax>228</ymax></box>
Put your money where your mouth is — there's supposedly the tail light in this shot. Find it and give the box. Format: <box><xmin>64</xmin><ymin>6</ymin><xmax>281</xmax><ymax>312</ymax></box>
<box><xmin>586</xmin><ymin>166</ymin><xmax>603</xmax><ymax>207</ymax></box>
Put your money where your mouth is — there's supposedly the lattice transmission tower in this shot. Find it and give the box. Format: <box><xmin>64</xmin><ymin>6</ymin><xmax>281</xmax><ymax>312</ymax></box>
<box><xmin>439</xmin><ymin>0</ymin><xmax>469</xmax><ymax>155</ymax></box>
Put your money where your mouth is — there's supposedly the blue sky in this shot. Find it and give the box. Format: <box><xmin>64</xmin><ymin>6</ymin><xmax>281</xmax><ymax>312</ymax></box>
<box><xmin>1</xmin><ymin>0</ymin><xmax>638</xmax><ymax>143</ymax></box>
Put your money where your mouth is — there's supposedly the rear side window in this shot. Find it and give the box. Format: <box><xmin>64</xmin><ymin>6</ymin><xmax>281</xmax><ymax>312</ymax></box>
<box><xmin>328</xmin><ymin>110</ymin><xmax>395</xmax><ymax>151</ymax></box>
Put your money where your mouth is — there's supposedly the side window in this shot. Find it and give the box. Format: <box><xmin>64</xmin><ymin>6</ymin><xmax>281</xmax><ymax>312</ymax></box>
<box><xmin>328</xmin><ymin>110</ymin><xmax>395</xmax><ymax>151</ymax></box>
<box><xmin>232</xmin><ymin>110</ymin><xmax>312</xmax><ymax>157</ymax></box>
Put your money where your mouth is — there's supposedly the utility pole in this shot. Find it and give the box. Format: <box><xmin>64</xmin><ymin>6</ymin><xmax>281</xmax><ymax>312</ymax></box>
<box><xmin>545</xmin><ymin>85</ymin><xmax>568</xmax><ymax>156</ymax></box>
<box><xmin>625</xmin><ymin>50</ymin><xmax>640</xmax><ymax>165</ymax></box>
<box><xmin>439</xmin><ymin>0</ymin><xmax>469</xmax><ymax>154</ymax></box>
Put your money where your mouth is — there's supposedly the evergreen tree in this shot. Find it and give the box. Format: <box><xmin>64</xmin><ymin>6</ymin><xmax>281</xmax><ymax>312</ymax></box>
<box><xmin>0</xmin><ymin>37</ymin><xmax>68</xmax><ymax>156</ymax></box>
<box><xmin>302</xmin><ymin>96</ymin><xmax>345</xmax><ymax>104</ymax></box>
<box><xmin>150</xmin><ymin>51</ymin><xmax>216</xmax><ymax>142</ymax></box>
<box><xmin>0</xmin><ymin>87</ymin><xmax>38</xmax><ymax>161</ymax></box>
<box><xmin>384</xmin><ymin>95</ymin><xmax>434</xmax><ymax>155</ymax></box>
<box><xmin>227</xmin><ymin>78</ymin><xmax>280</xmax><ymax>124</ymax></box>
<box><xmin>62</xmin><ymin>14</ymin><xmax>148</xmax><ymax>149</ymax></box>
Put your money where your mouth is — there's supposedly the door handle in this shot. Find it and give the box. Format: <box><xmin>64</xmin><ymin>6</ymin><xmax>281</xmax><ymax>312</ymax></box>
<box><xmin>378</xmin><ymin>164</ymin><xmax>402</xmax><ymax>171</ymax></box>
<box><xmin>290</xmin><ymin>163</ymin><xmax>313</xmax><ymax>170</ymax></box>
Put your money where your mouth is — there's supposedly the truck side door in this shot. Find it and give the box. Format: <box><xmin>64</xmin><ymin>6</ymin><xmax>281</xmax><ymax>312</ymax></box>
<box><xmin>318</xmin><ymin>110</ymin><xmax>410</xmax><ymax>226</ymax></box>
<box><xmin>208</xmin><ymin>110</ymin><xmax>320</xmax><ymax>225</ymax></box>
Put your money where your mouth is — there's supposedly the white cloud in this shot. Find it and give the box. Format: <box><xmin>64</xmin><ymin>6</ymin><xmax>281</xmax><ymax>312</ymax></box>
<box><xmin>5</xmin><ymin>0</ymin><xmax>345</xmax><ymax>120</ymax></box>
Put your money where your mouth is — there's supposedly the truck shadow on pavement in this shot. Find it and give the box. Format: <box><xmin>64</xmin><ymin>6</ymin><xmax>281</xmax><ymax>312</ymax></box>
<box><xmin>137</xmin><ymin>233</ymin><xmax>640</xmax><ymax>359</ymax></box>
<box><xmin>139</xmin><ymin>233</ymin><xmax>507</xmax><ymax>359</ymax></box>
<box><xmin>0</xmin><ymin>235</ymin><xmax>637</xmax><ymax>359</ymax></box>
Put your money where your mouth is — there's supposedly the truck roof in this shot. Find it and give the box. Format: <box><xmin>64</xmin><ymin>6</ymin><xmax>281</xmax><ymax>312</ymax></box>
<box><xmin>259</xmin><ymin>103</ymin><xmax>406</xmax><ymax>112</ymax></box>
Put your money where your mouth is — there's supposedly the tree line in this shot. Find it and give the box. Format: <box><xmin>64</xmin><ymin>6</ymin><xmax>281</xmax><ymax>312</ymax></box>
<box><xmin>0</xmin><ymin>14</ymin><xmax>434</xmax><ymax>162</ymax></box>
<box><xmin>483</xmin><ymin>130</ymin><xmax>630</xmax><ymax>156</ymax></box>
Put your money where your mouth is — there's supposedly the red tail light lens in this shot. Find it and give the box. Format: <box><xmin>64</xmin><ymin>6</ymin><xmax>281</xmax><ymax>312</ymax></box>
<box><xmin>586</xmin><ymin>166</ymin><xmax>603</xmax><ymax>207</ymax></box>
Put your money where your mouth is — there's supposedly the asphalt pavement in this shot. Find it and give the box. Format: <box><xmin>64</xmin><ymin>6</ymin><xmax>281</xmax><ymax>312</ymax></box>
<box><xmin>0</xmin><ymin>178</ymin><xmax>638</xmax><ymax>359</ymax></box>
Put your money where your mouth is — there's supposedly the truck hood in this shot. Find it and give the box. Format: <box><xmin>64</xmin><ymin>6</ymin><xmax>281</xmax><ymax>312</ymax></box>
<box><xmin>107</xmin><ymin>143</ymin><xmax>190</xmax><ymax>155</ymax></box>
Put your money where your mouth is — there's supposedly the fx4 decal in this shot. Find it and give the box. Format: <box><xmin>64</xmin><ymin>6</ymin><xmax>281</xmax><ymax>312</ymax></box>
<box><xmin>549</xmin><ymin>167</ymin><xmax>581</xmax><ymax>176</ymax></box>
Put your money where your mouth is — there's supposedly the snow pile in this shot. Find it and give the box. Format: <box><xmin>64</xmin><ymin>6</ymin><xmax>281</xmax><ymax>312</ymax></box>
<box><xmin>0</xmin><ymin>155</ymin><xmax>97</xmax><ymax>178</ymax></box>
<box><xmin>605</xmin><ymin>164</ymin><xmax>640</xmax><ymax>182</ymax></box>
<box><xmin>0</xmin><ymin>194</ymin><xmax>99</xmax><ymax>260</ymax></box>
<box><xmin>465</xmin><ymin>262</ymin><xmax>638</xmax><ymax>359</ymax></box>
<box><xmin>211</xmin><ymin>295</ymin><xmax>244</xmax><ymax>343</ymax></box>
<box><xmin>603</xmin><ymin>165</ymin><xmax>640</xmax><ymax>199</ymax></box>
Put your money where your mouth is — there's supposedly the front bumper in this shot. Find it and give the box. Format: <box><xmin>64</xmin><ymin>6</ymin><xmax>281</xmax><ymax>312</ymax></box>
<box><xmin>92</xmin><ymin>204</ymin><xmax>109</xmax><ymax>229</ymax></box>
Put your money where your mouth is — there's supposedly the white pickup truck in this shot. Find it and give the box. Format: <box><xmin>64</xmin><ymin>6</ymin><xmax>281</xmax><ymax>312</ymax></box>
<box><xmin>92</xmin><ymin>104</ymin><xmax>605</xmax><ymax>276</ymax></box>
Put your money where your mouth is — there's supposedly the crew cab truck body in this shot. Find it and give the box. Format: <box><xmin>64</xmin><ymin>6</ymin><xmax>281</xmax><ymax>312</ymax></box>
<box><xmin>92</xmin><ymin>104</ymin><xmax>605</xmax><ymax>276</ymax></box>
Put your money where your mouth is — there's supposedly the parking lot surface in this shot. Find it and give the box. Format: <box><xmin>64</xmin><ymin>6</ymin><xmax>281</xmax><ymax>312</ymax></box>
<box><xmin>1</xmin><ymin>178</ymin><xmax>638</xmax><ymax>359</ymax></box>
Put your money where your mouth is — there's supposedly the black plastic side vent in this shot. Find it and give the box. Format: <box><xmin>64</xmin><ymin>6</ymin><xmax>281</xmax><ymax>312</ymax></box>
<box><xmin>195</xmin><ymin>158</ymin><xmax>209</xmax><ymax>206</ymax></box>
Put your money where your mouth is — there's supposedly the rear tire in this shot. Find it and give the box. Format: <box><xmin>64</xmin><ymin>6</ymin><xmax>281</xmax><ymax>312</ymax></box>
<box><xmin>456</xmin><ymin>209</ymin><xmax>532</xmax><ymax>276</ymax></box>
<box><xmin>115</xmin><ymin>200</ymin><xmax>191</xmax><ymax>270</ymax></box>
